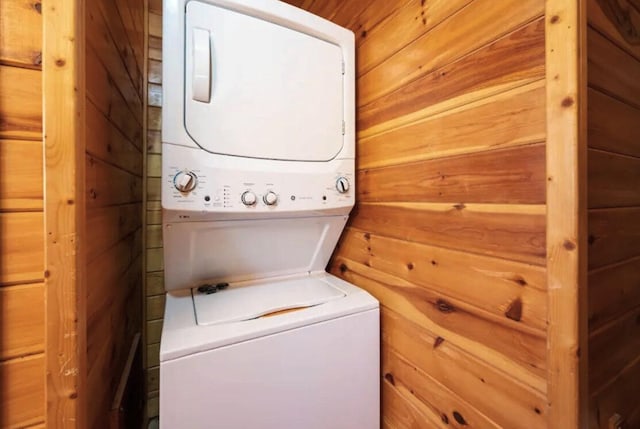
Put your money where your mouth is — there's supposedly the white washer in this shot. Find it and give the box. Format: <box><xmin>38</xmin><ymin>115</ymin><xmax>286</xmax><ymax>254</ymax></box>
<box><xmin>160</xmin><ymin>0</ymin><xmax>379</xmax><ymax>428</ymax></box>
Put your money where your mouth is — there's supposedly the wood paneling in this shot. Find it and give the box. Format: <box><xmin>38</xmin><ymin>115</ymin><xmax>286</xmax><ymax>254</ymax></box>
<box><xmin>0</xmin><ymin>283</ymin><xmax>44</xmax><ymax>360</ymax></box>
<box><xmin>0</xmin><ymin>0</ymin><xmax>42</xmax><ymax>69</ymax></box>
<box><xmin>0</xmin><ymin>354</ymin><xmax>45</xmax><ymax>428</ymax></box>
<box><xmin>2</xmin><ymin>1</ymin><xmax>45</xmax><ymax>426</ymax></box>
<box><xmin>0</xmin><ymin>65</ymin><xmax>42</xmax><ymax>140</ymax></box>
<box><xmin>0</xmin><ymin>212</ymin><xmax>44</xmax><ymax>285</ymax></box>
<box><xmin>84</xmin><ymin>0</ymin><xmax>144</xmax><ymax>427</ymax></box>
<box><xmin>0</xmin><ymin>139</ymin><xmax>43</xmax><ymax>211</ymax></box>
<box><xmin>587</xmin><ymin>1</ymin><xmax>640</xmax><ymax>426</ymax></box>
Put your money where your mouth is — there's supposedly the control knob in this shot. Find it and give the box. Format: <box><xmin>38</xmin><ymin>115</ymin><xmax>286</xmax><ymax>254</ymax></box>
<box><xmin>336</xmin><ymin>177</ymin><xmax>350</xmax><ymax>194</ymax></box>
<box><xmin>174</xmin><ymin>171</ymin><xmax>198</xmax><ymax>193</ymax></box>
<box><xmin>263</xmin><ymin>191</ymin><xmax>278</xmax><ymax>206</ymax></box>
<box><xmin>241</xmin><ymin>191</ymin><xmax>257</xmax><ymax>206</ymax></box>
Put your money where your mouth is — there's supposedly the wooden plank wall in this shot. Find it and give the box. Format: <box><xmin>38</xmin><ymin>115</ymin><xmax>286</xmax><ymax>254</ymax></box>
<box><xmin>0</xmin><ymin>0</ymin><xmax>46</xmax><ymax>427</ymax></box>
<box><xmin>145</xmin><ymin>0</ymin><xmax>163</xmax><ymax>419</ymax></box>
<box><xmin>284</xmin><ymin>1</ymin><xmax>550</xmax><ymax>428</ymax></box>
<box><xmin>84</xmin><ymin>0</ymin><xmax>145</xmax><ymax>427</ymax></box>
<box><xmin>586</xmin><ymin>0</ymin><xmax>640</xmax><ymax>427</ymax></box>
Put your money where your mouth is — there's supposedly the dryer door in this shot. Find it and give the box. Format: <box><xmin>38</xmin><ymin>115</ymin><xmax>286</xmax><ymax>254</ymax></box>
<box><xmin>184</xmin><ymin>1</ymin><xmax>345</xmax><ymax>162</ymax></box>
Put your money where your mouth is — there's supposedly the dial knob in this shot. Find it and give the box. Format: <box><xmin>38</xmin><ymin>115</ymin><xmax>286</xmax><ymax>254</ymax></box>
<box><xmin>174</xmin><ymin>171</ymin><xmax>198</xmax><ymax>193</ymax></box>
<box><xmin>336</xmin><ymin>177</ymin><xmax>350</xmax><ymax>193</ymax></box>
<box><xmin>241</xmin><ymin>191</ymin><xmax>257</xmax><ymax>206</ymax></box>
<box><xmin>263</xmin><ymin>191</ymin><xmax>278</xmax><ymax>206</ymax></box>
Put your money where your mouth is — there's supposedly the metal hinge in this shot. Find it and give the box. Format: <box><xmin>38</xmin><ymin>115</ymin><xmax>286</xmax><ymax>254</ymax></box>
<box><xmin>342</xmin><ymin>120</ymin><xmax>345</xmax><ymax>135</ymax></box>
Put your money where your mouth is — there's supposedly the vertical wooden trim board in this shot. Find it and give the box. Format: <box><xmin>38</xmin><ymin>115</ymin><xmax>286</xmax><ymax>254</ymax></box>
<box><xmin>43</xmin><ymin>0</ymin><xmax>87</xmax><ymax>426</ymax></box>
<box><xmin>545</xmin><ymin>0</ymin><xmax>588</xmax><ymax>427</ymax></box>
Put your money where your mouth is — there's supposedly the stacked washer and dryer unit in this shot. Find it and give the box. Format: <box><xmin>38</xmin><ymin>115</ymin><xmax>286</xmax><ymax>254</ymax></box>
<box><xmin>160</xmin><ymin>0</ymin><xmax>380</xmax><ymax>428</ymax></box>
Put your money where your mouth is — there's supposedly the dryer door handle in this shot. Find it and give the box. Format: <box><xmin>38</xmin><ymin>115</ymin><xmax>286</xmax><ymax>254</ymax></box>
<box><xmin>192</xmin><ymin>27</ymin><xmax>211</xmax><ymax>103</ymax></box>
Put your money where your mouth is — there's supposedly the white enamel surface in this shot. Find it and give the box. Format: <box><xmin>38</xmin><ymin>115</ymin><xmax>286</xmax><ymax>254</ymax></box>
<box><xmin>193</xmin><ymin>276</ymin><xmax>346</xmax><ymax>325</ymax></box>
<box><xmin>190</xmin><ymin>27</ymin><xmax>211</xmax><ymax>102</ymax></box>
<box><xmin>185</xmin><ymin>1</ymin><xmax>344</xmax><ymax>161</ymax></box>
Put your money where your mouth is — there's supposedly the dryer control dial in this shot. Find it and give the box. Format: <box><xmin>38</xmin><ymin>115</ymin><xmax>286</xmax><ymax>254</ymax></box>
<box><xmin>241</xmin><ymin>191</ymin><xmax>257</xmax><ymax>206</ymax></box>
<box><xmin>263</xmin><ymin>191</ymin><xmax>278</xmax><ymax>206</ymax></box>
<box><xmin>174</xmin><ymin>171</ymin><xmax>198</xmax><ymax>193</ymax></box>
<box><xmin>336</xmin><ymin>177</ymin><xmax>350</xmax><ymax>194</ymax></box>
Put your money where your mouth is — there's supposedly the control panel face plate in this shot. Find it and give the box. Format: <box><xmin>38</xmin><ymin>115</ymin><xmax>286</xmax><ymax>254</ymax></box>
<box><xmin>162</xmin><ymin>143</ymin><xmax>354</xmax><ymax>216</ymax></box>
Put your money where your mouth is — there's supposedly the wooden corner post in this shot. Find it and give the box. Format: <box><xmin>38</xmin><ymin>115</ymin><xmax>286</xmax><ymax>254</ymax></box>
<box><xmin>545</xmin><ymin>0</ymin><xmax>588</xmax><ymax>427</ymax></box>
<box><xmin>43</xmin><ymin>0</ymin><xmax>86</xmax><ymax>427</ymax></box>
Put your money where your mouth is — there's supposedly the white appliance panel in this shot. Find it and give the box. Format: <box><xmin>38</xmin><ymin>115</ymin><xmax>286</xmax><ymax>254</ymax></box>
<box><xmin>163</xmin><ymin>216</ymin><xmax>347</xmax><ymax>291</ymax></box>
<box><xmin>193</xmin><ymin>276</ymin><xmax>346</xmax><ymax>325</ymax></box>
<box><xmin>160</xmin><ymin>309</ymin><xmax>380</xmax><ymax>429</ymax></box>
<box><xmin>185</xmin><ymin>1</ymin><xmax>344</xmax><ymax>162</ymax></box>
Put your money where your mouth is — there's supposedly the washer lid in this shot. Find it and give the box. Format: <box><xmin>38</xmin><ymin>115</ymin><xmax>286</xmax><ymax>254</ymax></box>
<box><xmin>193</xmin><ymin>277</ymin><xmax>346</xmax><ymax>326</ymax></box>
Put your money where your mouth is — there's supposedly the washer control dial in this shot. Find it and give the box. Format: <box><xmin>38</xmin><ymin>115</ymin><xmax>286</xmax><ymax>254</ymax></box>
<box><xmin>174</xmin><ymin>171</ymin><xmax>198</xmax><ymax>193</ymax></box>
<box><xmin>241</xmin><ymin>191</ymin><xmax>257</xmax><ymax>206</ymax></box>
<box><xmin>336</xmin><ymin>177</ymin><xmax>350</xmax><ymax>194</ymax></box>
<box><xmin>263</xmin><ymin>191</ymin><xmax>278</xmax><ymax>206</ymax></box>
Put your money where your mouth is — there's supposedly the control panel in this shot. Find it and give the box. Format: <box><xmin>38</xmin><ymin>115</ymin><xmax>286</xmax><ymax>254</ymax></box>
<box><xmin>162</xmin><ymin>144</ymin><xmax>355</xmax><ymax>218</ymax></box>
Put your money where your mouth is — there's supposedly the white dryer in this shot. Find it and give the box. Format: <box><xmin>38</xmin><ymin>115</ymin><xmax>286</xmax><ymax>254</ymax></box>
<box><xmin>160</xmin><ymin>0</ymin><xmax>379</xmax><ymax>428</ymax></box>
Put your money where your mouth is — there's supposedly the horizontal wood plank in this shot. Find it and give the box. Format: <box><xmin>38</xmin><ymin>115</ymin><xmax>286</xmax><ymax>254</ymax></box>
<box><xmin>589</xmin><ymin>256</ymin><xmax>640</xmax><ymax>331</ymax></box>
<box><xmin>146</xmin><ymin>319</ymin><xmax>163</xmax><ymax>345</ymax></box>
<box><xmin>588</xmin><ymin>149</ymin><xmax>640</xmax><ymax>208</ymax></box>
<box><xmin>148</xmin><ymin>59</ymin><xmax>162</xmax><ymax>84</ymax></box>
<box><xmin>0</xmin><ymin>212</ymin><xmax>43</xmax><ymax>285</ymax></box>
<box><xmin>357</xmin><ymin>0</ymin><xmax>472</xmax><ymax>76</ymax></box>
<box><xmin>148</xmin><ymin>83</ymin><xmax>162</xmax><ymax>107</ymax></box>
<box><xmin>350</xmin><ymin>202</ymin><xmax>546</xmax><ymax>265</ymax></box>
<box><xmin>86</xmin><ymin>203</ymin><xmax>143</xmax><ymax>262</ymax></box>
<box><xmin>146</xmin><ymin>225</ymin><xmax>163</xmax><ymax>249</ymax></box>
<box><xmin>0</xmin><ymin>65</ymin><xmax>42</xmax><ymax>140</ymax></box>
<box><xmin>588</xmin><ymin>88</ymin><xmax>640</xmax><ymax>157</ymax></box>
<box><xmin>0</xmin><ymin>353</ymin><xmax>44</xmax><ymax>427</ymax></box>
<box><xmin>590</xmin><ymin>354</ymin><xmax>640</xmax><ymax>429</ymax></box>
<box><xmin>0</xmin><ymin>139</ymin><xmax>43</xmax><ymax>211</ymax></box>
<box><xmin>378</xmin><ymin>306</ymin><xmax>547</xmax><ymax>429</ymax></box>
<box><xmin>588</xmin><ymin>26</ymin><xmax>640</xmax><ymax>110</ymax></box>
<box><xmin>86</xmin><ymin>155</ymin><xmax>143</xmax><ymax>208</ymax></box>
<box><xmin>337</xmin><ymin>227</ymin><xmax>547</xmax><ymax>331</ymax></box>
<box><xmin>86</xmin><ymin>46</ymin><xmax>142</xmax><ymax>145</ymax></box>
<box><xmin>147</xmin><ymin>130</ymin><xmax>161</xmax><ymax>155</ymax></box>
<box><xmin>358</xmin><ymin>144</ymin><xmax>545</xmax><ymax>204</ymax></box>
<box><xmin>358</xmin><ymin>18</ymin><xmax>545</xmax><ymax>132</ymax></box>
<box><xmin>358</xmin><ymin>81</ymin><xmax>546</xmax><ymax>168</ymax></box>
<box><xmin>0</xmin><ymin>0</ymin><xmax>42</xmax><ymax>68</ymax></box>
<box><xmin>381</xmin><ymin>377</ymin><xmax>446</xmax><ymax>429</ymax></box>
<box><xmin>358</xmin><ymin>0</ymin><xmax>543</xmax><ymax>107</ymax></box>
<box><xmin>149</xmin><ymin>12</ymin><xmax>162</xmax><ymax>38</ymax></box>
<box><xmin>149</xmin><ymin>36</ymin><xmax>162</xmax><ymax>61</ymax></box>
<box><xmin>330</xmin><ymin>257</ymin><xmax>547</xmax><ymax>381</ymax></box>
<box><xmin>0</xmin><ymin>283</ymin><xmax>44</xmax><ymax>360</ymax></box>
<box><xmin>587</xmin><ymin>0</ymin><xmax>640</xmax><ymax>62</ymax></box>
<box><xmin>147</xmin><ymin>153</ymin><xmax>161</xmax><ymax>178</ymax></box>
<box><xmin>588</xmin><ymin>207</ymin><xmax>640</xmax><ymax>269</ymax></box>
<box><xmin>146</xmin><ymin>247</ymin><xmax>164</xmax><ymax>272</ymax></box>
<box><xmin>146</xmin><ymin>271</ymin><xmax>164</xmax><ymax>297</ymax></box>
<box><xmin>589</xmin><ymin>306</ymin><xmax>640</xmax><ymax>392</ymax></box>
<box><xmin>383</xmin><ymin>345</ymin><xmax>502</xmax><ymax>428</ymax></box>
<box><xmin>86</xmin><ymin>99</ymin><xmax>142</xmax><ymax>174</ymax></box>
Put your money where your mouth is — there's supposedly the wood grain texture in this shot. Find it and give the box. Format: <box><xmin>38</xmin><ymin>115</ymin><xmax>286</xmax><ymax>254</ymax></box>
<box><xmin>358</xmin><ymin>144</ymin><xmax>546</xmax><ymax>205</ymax></box>
<box><xmin>0</xmin><ymin>212</ymin><xmax>44</xmax><ymax>285</ymax></box>
<box><xmin>86</xmin><ymin>155</ymin><xmax>143</xmax><ymax>208</ymax></box>
<box><xmin>86</xmin><ymin>203</ymin><xmax>143</xmax><ymax>262</ymax></box>
<box><xmin>0</xmin><ymin>139</ymin><xmax>43</xmax><ymax>211</ymax></box>
<box><xmin>588</xmin><ymin>25</ymin><xmax>640</xmax><ymax>110</ymax></box>
<box><xmin>588</xmin><ymin>207</ymin><xmax>640</xmax><ymax>269</ymax></box>
<box><xmin>588</xmin><ymin>149</ymin><xmax>640</xmax><ymax>208</ymax></box>
<box><xmin>588</xmin><ymin>89</ymin><xmax>640</xmax><ymax>158</ymax></box>
<box><xmin>589</xmin><ymin>256</ymin><xmax>640</xmax><ymax>332</ymax></box>
<box><xmin>358</xmin><ymin>81</ymin><xmax>546</xmax><ymax>168</ymax></box>
<box><xmin>0</xmin><ymin>65</ymin><xmax>42</xmax><ymax>140</ymax></box>
<box><xmin>377</xmin><ymin>306</ymin><xmax>547</xmax><ymax>429</ymax></box>
<box><xmin>545</xmin><ymin>0</ymin><xmax>589</xmax><ymax>427</ymax></box>
<box><xmin>357</xmin><ymin>0</ymin><xmax>543</xmax><ymax>107</ymax></box>
<box><xmin>43</xmin><ymin>0</ymin><xmax>86</xmax><ymax>425</ymax></box>
<box><xmin>350</xmin><ymin>202</ymin><xmax>546</xmax><ymax>265</ymax></box>
<box><xmin>358</xmin><ymin>18</ymin><xmax>546</xmax><ymax>132</ymax></box>
<box><xmin>0</xmin><ymin>0</ymin><xmax>43</xmax><ymax>69</ymax></box>
<box><xmin>587</xmin><ymin>1</ymin><xmax>640</xmax><ymax>426</ymax></box>
<box><xmin>0</xmin><ymin>354</ymin><xmax>45</xmax><ymax>428</ymax></box>
<box><xmin>0</xmin><ymin>283</ymin><xmax>44</xmax><ymax>360</ymax></box>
